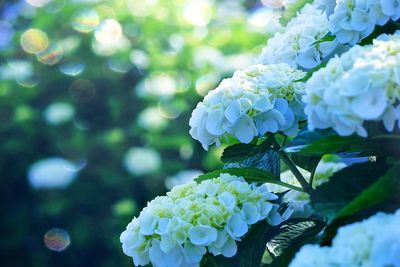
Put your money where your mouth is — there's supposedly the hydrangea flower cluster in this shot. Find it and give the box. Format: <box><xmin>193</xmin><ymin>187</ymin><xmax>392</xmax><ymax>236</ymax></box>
<box><xmin>259</xmin><ymin>3</ymin><xmax>340</xmax><ymax>69</ymax></box>
<box><xmin>120</xmin><ymin>173</ymin><xmax>285</xmax><ymax>267</ymax></box>
<box><xmin>289</xmin><ymin>209</ymin><xmax>400</xmax><ymax>267</ymax></box>
<box><xmin>319</xmin><ymin>0</ymin><xmax>400</xmax><ymax>45</ymax></box>
<box><xmin>303</xmin><ymin>32</ymin><xmax>400</xmax><ymax>137</ymax></box>
<box><xmin>189</xmin><ymin>63</ymin><xmax>306</xmax><ymax>150</ymax></box>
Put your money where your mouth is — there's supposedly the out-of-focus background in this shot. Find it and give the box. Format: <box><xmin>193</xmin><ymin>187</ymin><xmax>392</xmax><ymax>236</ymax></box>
<box><xmin>0</xmin><ymin>0</ymin><xmax>282</xmax><ymax>266</ymax></box>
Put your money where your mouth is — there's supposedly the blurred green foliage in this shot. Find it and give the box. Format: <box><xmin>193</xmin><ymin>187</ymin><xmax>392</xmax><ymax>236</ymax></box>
<box><xmin>0</xmin><ymin>0</ymin><xmax>275</xmax><ymax>266</ymax></box>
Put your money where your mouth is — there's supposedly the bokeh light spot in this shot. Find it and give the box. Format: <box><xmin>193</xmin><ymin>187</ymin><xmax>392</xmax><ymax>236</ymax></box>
<box><xmin>36</xmin><ymin>42</ymin><xmax>64</xmax><ymax>65</ymax></box>
<box><xmin>72</xmin><ymin>9</ymin><xmax>99</xmax><ymax>33</ymax></box>
<box><xmin>129</xmin><ymin>49</ymin><xmax>150</xmax><ymax>69</ymax></box>
<box><xmin>144</xmin><ymin>73</ymin><xmax>177</xmax><ymax>97</ymax></box>
<box><xmin>195</xmin><ymin>74</ymin><xmax>219</xmax><ymax>96</ymax></box>
<box><xmin>107</xmin><ymin>58</ymin><xmax>131</xmax><ymax>73</ymax></box>
<box><xmin>28</xmin><ymin>158</ymin><xmax>79</xmax><ymax>189</ymax></box>
<box><xmin>165</xmin><ymin>170</ymin><xmax>203</xmax><ymax>190</ymax></box>
<box><xmin>44</xmin><ymin>102</ymin><xmax>75</xmax><ymax>125</ymax></box>
<box><xmin>26</xmin><ymin>0</ymin><xmax>52</xmax><ymax>8</ymax></box>
<box><xmin>20</xmin><ymin>29</ymin><xmax>49</xmax><ymax>54</ymax></box>
<box><xmin>0</xmin><ymin>21</ymin><xmax>14</xmax><ymax>48</ymax></box>
<box><xmin>123</xmin><ymin>147</ymin><xmax>161</xmax><ymax>176</ymax></box>
<box><xmin>138</xmin><ymin>107</ymin><xmax>167</xmax><ymax>131</ymax></box>
<box><xmin>95</xmin><ymin>19</ymin><xmax>122</xmax><ymax>45</ymax></box>
<box><xmin>157</xmin><ymin>99</ymin><xmax>185</xmax><ymax>119</ymax></box>
<box><xmin>59</xmin><ymin>63</ymin><xmax>85</xmax><ymax>76</ymax></box>
<box><xmin>43</xmin><ymin>228</ymin><xmax>71</xmax><ymax>252</ymax></box>
<box><xmin>183</xmin><ymin>0</ymin><xmax>213</xmax><ymax>26</ymax></box>
<box><xmin>69</xmin><ymin>79</ymin><xmax>96</xmax><ymax>102</ymax></box>
<box><xmin>113</xmin><ymin>199</ymin><xmax>137</xmax><ymax>217</ymax></box>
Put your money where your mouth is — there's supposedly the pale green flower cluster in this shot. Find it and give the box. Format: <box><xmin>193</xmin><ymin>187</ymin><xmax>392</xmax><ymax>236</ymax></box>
<box><xmin>304</xmin><ymin>32</ymin><xmax>400</xmax><ymax>137</ymax></box>
<box><xmin>289</xmin><ymin>209</ymin><xmax>400</xmax><ymax>267</ymax></box>
<box><xmin>120</xmin><ymin>174</ymin><xmax>284</xmax><ymax>267</ymax></box>
<box><xmin>260</xmin><ymin>3</ymin><xmax>339</xmax><ymax>69</ymax></box>
<box><xmin>189</xmin><ymin>63</ymin><xmax>306</xmax><ymax>150</ymax></box>
<box><xmin>319</xmin><ymin>0</ymin><xmax>400</xmax><ymax>45</ymax></box>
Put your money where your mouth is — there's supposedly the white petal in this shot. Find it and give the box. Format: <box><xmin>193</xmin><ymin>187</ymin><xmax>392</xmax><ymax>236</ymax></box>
<box><xmin>227</xmin><ymin>213</ymin><xmax>248</xmax><ymax>239</ymax></box>
<box><xmin>139</xmin><ymin>211</ymin><xmax>158</xmax><ymax>235</ymax></box>
<box><xmin>221</xmin><ymin>237</ymin><xmax>238</xmax><ymax>258</ymax></box>
<box><xmin>266</xmin><ymin>205</ymin><xmax>283</xmax><ymax>226</ymax></box>
<box><xmin>253</xmin><ymin>95</ymin><xmax>273</xmax><ymax>112</ymax></box>
<box><xmin>206</xmin><ymin>108</ymin><xmax>224</xmax><ymax>135</ymax></box>
<box><xmin>241</xmin><ymin>202</ymin><xmax>260</xmax><ymax>225</ymax></box>
<box><xmin>231</xmin><ymin>115</ymin><xmax>257</xmax><ymax>143</ymax></box>
<box><xmin>188</xmin><ymin>225</ymin><xmax>218</xmax><ymax>246</ymax></box>
<box><xmin>351</xmin><ymin>89</ymin><xmax>387</xmax><ymax>120</ymax></box>
<box><xmin>225</xmin><ymin>100</ymin><xmax>241</xmax><ymax>123</ymax></box>
<box><xmin>274</xmin><ymin>98</ymin><xmax>288</xmax><ymax>114</ymax></box>
<box><xmin>218</xmin><ymin>192</ymin><xmax>236</xmax><ymax>211</ymax></box>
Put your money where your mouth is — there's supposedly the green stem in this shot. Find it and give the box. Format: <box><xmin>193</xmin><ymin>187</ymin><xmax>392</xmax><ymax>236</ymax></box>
<box><xmin>274</xmin><ymin>181</ymin><xmax>304</xmax><ymax>192</ymax></box>
<box><xmin>309</xmin><ymin>166</ymin><xmax>317</xmax><ymax>189</ymax></box>
<box><xmin>272</xmin><ymin>138</ymin><xmax>312</xmax><ymax>193</ymax></box>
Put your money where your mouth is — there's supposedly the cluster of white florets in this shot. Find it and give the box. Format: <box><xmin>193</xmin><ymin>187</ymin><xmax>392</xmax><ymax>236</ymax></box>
<box><xmin>289</xmin><ymin>209</ymin><xmax>400</xmax><ymax>267</ymax></box>
<box><xmin>120</xmin><ymin>174</ymin><xmax>285</xmax><ymax>267</ymax></box>
<box><xmin>319</xmin><ymin>0</ymin><xmax>400</xmax><ymax>45</ymax></box>
<box><xmin>259</xmin><ymin>3</ymin><xmax>339</xmax><ymax>69</ymax></box>
<box><xmin>303</xmin><ymin>32</ymin><xmax>400</xmax><ymax>137</ymax></box>
<box><xmin>189</xmin><ymin>63</ymin><xmax>306</xmax><ymax>150</ymax></box>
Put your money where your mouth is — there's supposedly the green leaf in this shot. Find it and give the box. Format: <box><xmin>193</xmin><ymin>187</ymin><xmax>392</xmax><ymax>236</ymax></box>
<box><xmin>310</xmin><ymin>34</ymin><xmax>336</xmax><ymax>46</ymax></box>
<box><xmin>293</xmin><ymin>61</ymin><xmax>328</xmax><ymax>83</ymax></box>
<box><xmin>195</xmin><ymin>168</ymin><xmax>303</xmax><ymax>192</ymax></box>
<box><xmin>268</xmin><ymin>218</ymin><xmax>326</xmax><ymax>267</ymax></box>
<box><xmin>221</xmin><ymin>143</ymin><xmax>261</xmax><ymax>163</ymax></box>
<box><xmin>321</xmin><ymin>164</ymin><xmax>400</xmax><ymax>244</ymax></box>
<box><xmin>337</xmin><ymin>163</ymin><xmax>400</xmax><ymax>218</ymax></box>
<box><xmin>239</xmin><ymin>220</ymin><xmax>273</xmax><ymax>267</ymax></box>
<box><xmin>285</xmin><ymin>128</ymin><xmax>333</xmax><ymax>172</ymax></box>
<box><xmin>294</xmin><ymin>133</ymin><xmax>400</xmax><ymax>158</ymax></box>
<box><xmin>200</xmin><ymin>220</ymin><xmax>272</xmax><ymax>267</ymax></box>
<box><xmin>295</xmin><ymin>135</ymin><xmax>363</xmax><ymax>155</ymax></box>
<box><xmin>224</xmin><ymin>149</ymin><xmax>280</xmax><ymax>178</ymax></box>
<box><xmin>310</xmin><ymin>161</ymin><xmax>388</xmax><ymax>222</ymax></box>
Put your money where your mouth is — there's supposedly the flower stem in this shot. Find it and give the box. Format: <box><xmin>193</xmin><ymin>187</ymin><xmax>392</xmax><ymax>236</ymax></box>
<box><xmin>272</xmin><ymin>137</ymin><xmax>312</xmax><ymax>194</ymax></box>
<box><xmin>274</xmin><ymin>181</ymin><xmax>305</xmax><ymax>192</ymax></box>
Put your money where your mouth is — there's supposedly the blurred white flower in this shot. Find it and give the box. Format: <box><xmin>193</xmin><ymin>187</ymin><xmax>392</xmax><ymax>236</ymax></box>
<box><xmin>259</xmin><ymin>3</ymin><xmax>340</xmax><ymax>70</ymax></box>
<box><xmin>121</xmin><ymin>173</ymin><xmax>285</xmax><ymax>266</ymax></box>
<box><xmin>165</xmin><ymin>170</ymin><xmax>203</xmax><ymax>190</ymax></box>
<box><xmin>289</xmin><ymin>209</ymin><xmax>400</xmax><ymax>267</ymax></box>
<box><xmin>44</xmin><ymin>102</ymin><xmax>75</xmax><ymax>125</ymax></box>
<box><xmin>123</xmin><ymin>147</ymin><xmax>161</xmax><ymax>176</ymax></box>
<box><xmin>304</xmin><ymin>32</ymin><xmax>400</xmax><ymax>137</ymax></box>
<box><xmin>0</xmin><ymin>60</ymin><xmax>33</xmax><ymax>81</ymax></box>
<box><xmin>319</xmin><ymin>0</ymin><xmax>400</xmax><ymax>45</ymax></box>
<box><xmin>137</xmin><ymin>107</ymin><xmax>167</xmax><ymax>131</ymax></box>
<box><xmin>28</xmin><ymin>158</ymin><xmax>79</xmax><ymax>189</ymax></box>
<box><xmin>189</xmin><ymin>63</ymin><xmax>306</xmax><ymax>150</ymax></box>
<box><xmin>248</xmin><ymin>7</ymin><xmax>284</xmax><ymax>34</ymax></box>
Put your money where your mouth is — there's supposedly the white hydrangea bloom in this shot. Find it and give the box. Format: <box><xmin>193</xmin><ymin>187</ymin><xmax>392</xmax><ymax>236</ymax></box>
<box><xmin>121</xmin><ymin>174</ymin><xmax>285</xmax><ymax>267</ymax></box>
<box><xmin>319</xmin><ymin>0</ymin><xmax>400</xmax><ymax>45</ymax></box>
<box><xmin>266</xmin><ymin>160</ymin><xmax>346</xmax><ymax>218</ymax></box>
<box><xmin>304</xmin><ymin>32</ymin><xmax>400</xmax><ymax>137</ymax></box>
<box><xmin>289</xmin><ymin>209</ymin><xmax>400</xmax><ymax>267</ymax></box>
<box><xmin>189</xmin><ymin>63</ymin><xmax>306</xmax><ymax>150</ymax></box>
<box><xmin>259</xmin><ymin>3</ymin><xmax>340</xmax><ymax>69</ymax></box>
